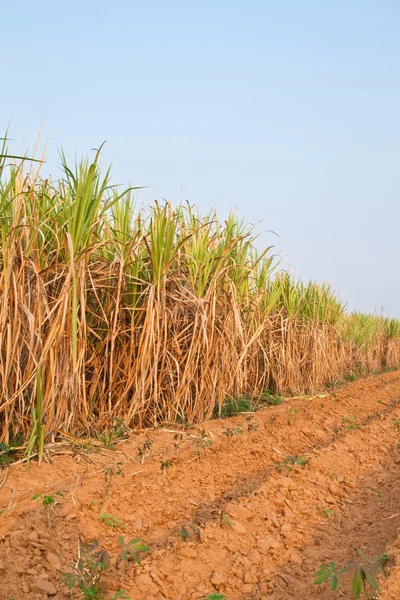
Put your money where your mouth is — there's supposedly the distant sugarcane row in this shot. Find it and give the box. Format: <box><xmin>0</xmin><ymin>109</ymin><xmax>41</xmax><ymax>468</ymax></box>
<box><xmin>0</xmin><ymin>141</ymin><xmax>399</xmax><ymax>452</ymax></box>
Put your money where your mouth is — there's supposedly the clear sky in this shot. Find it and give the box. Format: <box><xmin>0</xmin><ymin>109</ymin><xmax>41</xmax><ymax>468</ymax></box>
<box><xmin>2</xmin><ymin>1</ymin><xmax>399</xmax><ymax>316</ymax></box>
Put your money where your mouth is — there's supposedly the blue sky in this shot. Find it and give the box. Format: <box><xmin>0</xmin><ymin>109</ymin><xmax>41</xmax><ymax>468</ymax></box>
<box><xmin>2</xmin><ymin>1</ymin><xmax>400</xmax><ymax>315</ymax></box>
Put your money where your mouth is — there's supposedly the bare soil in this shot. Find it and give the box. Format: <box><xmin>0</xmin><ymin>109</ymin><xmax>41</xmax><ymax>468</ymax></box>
<box><xmin>1</xmin><ymin>371</ymin><xmax>400</xmax><ymax>600</ymax></box>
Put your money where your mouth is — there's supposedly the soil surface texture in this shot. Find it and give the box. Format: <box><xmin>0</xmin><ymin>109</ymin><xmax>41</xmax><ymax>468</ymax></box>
<box><xmin>1</xmin><ymin>371</ymin><xmax>400</xmax><ymax>600</ymax></box>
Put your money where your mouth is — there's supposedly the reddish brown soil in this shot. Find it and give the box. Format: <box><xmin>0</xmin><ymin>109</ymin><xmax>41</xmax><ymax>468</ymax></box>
<box><xmin>1</xmin><ymin>372</ymin><xmax>400</xmax><ymax>600</ymax></box>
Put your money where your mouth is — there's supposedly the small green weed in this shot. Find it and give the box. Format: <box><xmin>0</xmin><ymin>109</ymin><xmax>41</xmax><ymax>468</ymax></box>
<box><xmin>345</xmin><ymin>372</ymin><xmax>357</xmax><ymax>382</ymax></box>
<box><xmin>0</xmin><ymin>433</ymin><xmax>24</xmax><ymax>465</ymax></box>
<box><xmin>32</xmin><ymin>492</ymin><xmax>63</xmax><ymax>524</ymax></box>
<box><xmin>286</xmin><ymin>407</ymin><xmax>298</xmax><ymax>423</ymax></box>
<box><xmin>104</xmin><ymin>462</ymin><xmax>124</xmax><ymax>489</ymax></box>
<box><xmin>318</xmin><ymin>507</ymin><xmax>335</xmax><ymax>519</ymax></box>
<box><xmin>118</xmin><ymin>536</ymin><xmax>149</xmax><ymax>565</ymax></box>
<box><xmin>99</xmin><ymin>513</ymin><xmax>125</xmax><ymax>530</ymax></box>
<box><xmin>393</xmin><ymin>418</ymin><xmax>400</xmax><ymax>429</ymax></box>
<box><xmin>63</xmin><ymin>539</ymin><xmax>130</xmax><ymax>600</ymax></box>
<box><xmin>221</xmin><ymin>514</ymin><xmax>234</xmax><ymax>527</ymax></box>
<box><xmin>100</xmin><ymin>418</ymin><xmax>127</xmax><ymax>449</ymax></box>
<box><xmin>0</xmin><ymin>443</ymin><xmax>16</xmax><ymax>466</ymax></box>
<box><xmin>315</xmin><ymin>548</ymin><xmax>384</xmax><ymax>599</ymax></box>
<box><xmin>215</xmin><ymin>390</ymin><xmax>283</xmax><ymax>418</ymax></box>
<box><xmin>247</xmin><ymin>418</ymin><xmax>259</xmax><ymax>433</ymax></box>
<box><xmin>377</xmin><ymin>553</ymin><xmax>389</xmax><ymax>568</ymax></box>
<box><xmin>279</xmin><ymin>454</ymin><xmax>309</xmax><ymax>471</ymax></box>
<box><xmin>191</xmin><ymin>429</ymin><xmax>214</xmax><ymax>457</ymax></box>
<box><xmin>173</xmin><ymin>433</ymin><xmax>184</xmax><ymax>453</ymax></box>
<box><xmin>371</xmin><ymin>488</ymin><xmax>382</xmax><ymax>498</ymax></box>
<box><xmin>137</xmin><ymin>438</ymin><xmax>153</xmax><ymax>464</ymax></box>
<box><xmin>341</xmin><ymin>415</ymin><xmax>360</xmax><ymax>431</ymax></box>
<box><xmin>222</xmin><ymin>426</ymin><xmax>243</xmax><ymax>439</ymax></box>
<box><xmin>204</xmin><ymin>595</ymin><xmax>225</xmax><ymax>600</ymax></box>
<box><xmin>160</xmin><ymin>459</ymin><xmax>173</xmax><ymax>474</ymax></box>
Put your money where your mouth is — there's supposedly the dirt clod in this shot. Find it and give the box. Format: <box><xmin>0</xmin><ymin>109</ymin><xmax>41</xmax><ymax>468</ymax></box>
<box><xmin>32</xmin><ymin>579</ymin><xmax>57</xmax><ymax>595</ymax></box>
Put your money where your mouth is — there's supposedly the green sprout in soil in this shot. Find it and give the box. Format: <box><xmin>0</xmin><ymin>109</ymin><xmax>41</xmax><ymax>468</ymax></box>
<box><xmin>118</xmin><ymin>535</ymin><xmax>149</xmax><ymax>565</ymax></box>
<box><xmin>104</xmin><ymin>462</ymin><xmax>124</xmax><ymax>490</ymax></box>
<box><xmin>99</xmin><ymin>418</ymin><xmax>127</xmax><ymax>449</ymax></box>
<box><xmin>32</xmin><ymin>492</ymin><xmax>64</xmax><ymax>524</ymax></box>
<box><xmin>247</xmin><ymin>419</ymin><xmax>259</xmax><ymax>433</ymax></box>
<box><xmin>371</xmin><ymin>488</ymin><xmax>382</xmax><ymax>498</ymax></box>
<box><xmin>0</xmin><ymin>443</ymin><xmax>17</xmax><ymax>466</ymax></box>
<box><xmin>137</xmin><ymin>438</ymin><xmax>153</xmax><ymax>464</ymax></box>
<box><xmin>286</xmin><ymin>407</ymin><xmax>298</xmax><ymax>423</ymax></box>
<box><xmin>191</xmin><ymin>429</ymin><xmax>214</xmax><ymax>457</ymax></box>
<box><xmin>345</xmin><ymin>372</ymin><xmax>357</xmax><ymax>382</ymax></box>
<box><xmin>393</xmin><ymin>418</ymin><xmax>400</xmax><ymax>429</ymax></box>
<box><xmin>204</xmin><ymin>595</ymin><xmax>225</xmax><ymax>600</ymax></box>
<box><xmin>279</xmin><ymin>454</ymin><xmax>309</xmax><ymax>471</ymax></box>
<box><xmin>173</xmin><ymin>433</ymin><xmax>184</xmax><ymax>453</ymax></box>
<box><xmin>215</xmin><ymin>390</ymin><xmax>283</xmax><ymax>418</ymax></box>
<box><xmin>63</xmin><ymin>539</ymin><xmax>130</xmax><ymax>600</ymax></box>
<box><xmin>221</xmin><ymin>514</ymin><xmax>234</xmax><ymax>527</ymax></box>
<box><xmin>160</xmin><ymin>459</ymin><xmax>173</xmax><ymax>475</ymax></box>
<box><xmin>341</xmin><ymin>415</ymin><xmax>360</xmax><ymax>431</ymax></box>
<box><xmin>377</xmin><ymin>553</ymin><xmax>390</xmax><ymax>569</ymax></box>
<box><xmin>222</xmin><ymin>426</ymin><xmax>243</xmax><ymax>445</ymax></box>
<box><xmin>318</xmin><ymin>507</ymin><xmax>335</xmax><ymax>519</ymax></box>
<box><xmin>315</xmin><ymin>548</ymin><xmax>385</xmax><ymax>599</ymax></box>
<box><xmin>99</xmin><ymin>513</ymin><xmax>125</xmax><ymax>530</ymax></box>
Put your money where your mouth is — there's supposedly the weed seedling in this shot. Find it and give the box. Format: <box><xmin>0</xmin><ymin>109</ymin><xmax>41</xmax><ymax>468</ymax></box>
<box><xmin>318</xmin><ymin>507</ymin><xmax>334</xmax><ymax>519</ymax></box>
<box><xmin>247</xmin><ymin>420</ymin><xmax>259</xmax><ymax>433</ymax></box>
<box><xmin>314</xmin><ymin>548</ymin><xmax>384</xmax><ymax>599</ymax></box>
<box><xmin>191</xmin><ymin>429</ymin><xmax>214</xmax><ymax>457</ymax></box>
<box><xmin>279</xmin><ymin>454</ymin><xmax>309</xmax><ymax>471</ymax></box>
<box><xmin>204</xmin><ymin>595</ymin><xmax>225</xmax><ymax>600</ymax></box>
<box><xmin>160</xmin><ymin>459</ymin><xmax>173</xmax><ymax>475</ymax></box>
<box><xmin>173</xmin><ymin>433</ymin><xmax>184</xmax><ymax>453</ymax></box>
<box><xmin>63</xmin><ymin>540</ymin><xmax>130</xmax><ymax>600</ymax></box>
<box><xmin>377</xmin><ymin>553</ymin><xmax>389</xmax><ymax>569</ymax></box>
<box><xmin>341</xmin><ymin>415</ymin><xmax>360</xmax><ymax>431</ymax></box>
<box><xmin>222</xmin><ymin>426</ymin><xmax>243</xmax><ymax>446</ymax></box>
<box><xmin>215</xmin><ymin>390</ymin><xmax>282</xmax><ymax>418</ymax></box>
<box><xmin>393</xmin><ymin>418</ymin><xmax>400</xmax><ymax>429</ymax></box>
<box><xmin>118</xmin><ymin>535</ymin><xmax>149</xmax><ymax>565</ymax></box>
<box><xmin>104</xmin><ymin>462</ymin><xmax>124</xmax><ymax>490</ymax></box>
<box><xmin>32</xmin><ymin>492</ymin><xmax>63</xmax><ymax>524</ymax></box>
<box><xmin>0</xmin><ymin>443</ymin><xmax>16</xmax><ymax>466</ymax></box>
<box><xmin>99</xmin><ymin>513</ymin><xmax>125</xmax><ymax>530</ymax></box>
<box><xmin>244</xmin><ymin>483</ymin><xmax>255</xmax><ymax>494</ymax></box>
<box><xmin>371</xmin><ymin>488</ymin><xmax>382</xmax><ymax>498</ymax></box>
<box><xmin>314</xmin><ymin>562</ymin><xmax>340</xmax><ymax>591</ymax></box>
<box><xmin>286</xmin><ymin>407</ymin><xmax>298</xmax><ymax>423</ymax></box>
<box><xmin>100</xmin><ymin>418</ymin><xmax>127</xmax><ymax>449</ymax></box>
<box><xmin>62</xmin><ymin>539</ymin><xmax>110</xmax><ymax>599</ymax></box>
<box><xmin>137</xmin><ymin>438</ymin><xmax>153</xmax><ymax>463</ymax></box>
<box><xmin>221</xmin><ymin>514</ymin><xmax>234</xmax><ymax>527</ymax></box>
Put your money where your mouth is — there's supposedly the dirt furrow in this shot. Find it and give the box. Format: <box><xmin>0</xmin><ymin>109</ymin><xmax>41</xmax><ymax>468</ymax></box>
<box><xmin>0</xmin><ymin>371</ymin><xmax>400</xmax><ymax>599</ymax></box>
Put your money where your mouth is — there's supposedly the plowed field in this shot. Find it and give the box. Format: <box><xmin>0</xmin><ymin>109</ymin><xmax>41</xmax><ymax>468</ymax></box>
<box><xmin>1</xmin><ymin>371</ymin><xmax>400</xmax><ymax>600</ymax></box>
